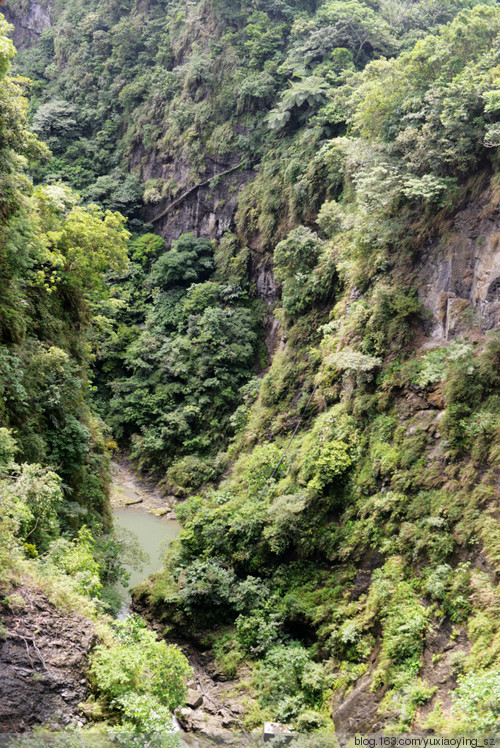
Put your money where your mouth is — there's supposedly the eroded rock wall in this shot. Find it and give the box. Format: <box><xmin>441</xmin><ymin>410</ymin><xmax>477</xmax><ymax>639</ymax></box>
<box><xmin>0</xmin><ymin>585</ymin><xmax>96</xmax><ymax>732</ymax></box>
<box><xmin>417</xmin><ymin>181</ymin><xmax>500</xmax><ymax>343</ymax></box>
<box><xmin>2</xmin><ymin>0</ymin><xmax>52</xmax><ymax>50</ymax></box>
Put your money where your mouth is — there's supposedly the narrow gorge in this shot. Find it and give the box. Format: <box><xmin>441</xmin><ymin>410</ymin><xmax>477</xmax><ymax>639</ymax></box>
<box><xmin>0</xmin><ymin>0</ymin><xmax>500</xmax><ymax>743</ymax></box>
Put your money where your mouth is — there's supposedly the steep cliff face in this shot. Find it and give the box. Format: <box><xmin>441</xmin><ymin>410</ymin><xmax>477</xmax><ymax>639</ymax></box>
<box><xmin>2</xmin><ymin>0</ymin><xmax>51</xmax><ymax>50</ymax></box>
<box><xmin>0</xmin><ymin>585</ymin><xmax>95</xmax><ymax>732</ymax></box>
<box><xmin>418</xmin><ymin>181</ymin><xmax>500</xmax><ymax>342</ymax></box>
<box><xmin>137</xmin><ymin>150</ymin><xmax>255</xmax><ymax>245</ymax></box>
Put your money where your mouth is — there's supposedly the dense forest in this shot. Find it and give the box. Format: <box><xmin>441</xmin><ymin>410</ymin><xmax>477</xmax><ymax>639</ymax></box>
<box><xmin>1</xmin><ymin>0</ymin><xmax>500</xmax><ymax>740</ymax></box>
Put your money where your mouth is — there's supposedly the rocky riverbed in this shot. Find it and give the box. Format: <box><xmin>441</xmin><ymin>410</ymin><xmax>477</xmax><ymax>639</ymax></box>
<box><xmin>110</xmin><ymin>463</ymin><xmax>255</xmax><ymax>743</ymax></box>
<box><xmin>110</xmin><ymin>460</ymin><xmax>178</xmax><ymax>518</ymax></box>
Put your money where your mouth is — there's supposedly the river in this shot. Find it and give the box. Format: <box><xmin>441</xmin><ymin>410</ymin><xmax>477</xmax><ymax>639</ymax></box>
<box><xmin>109</xmin><ymin>463</ymin><xmax>243</xmax><ymax>747</ymax></box>
<box><xmin>110</xmin><ymin>460</ymin><xmax>180</xmax><ymax>614</ymax></box>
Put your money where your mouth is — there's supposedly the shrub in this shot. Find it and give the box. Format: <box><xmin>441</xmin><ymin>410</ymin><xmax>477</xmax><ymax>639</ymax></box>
<box><xmin>368</xmin><ymin>559</ymin><xmax>428</xmax><ymax>689</ymax></box>
<box><xmin>90</xmin><ymin>615</ymin><xmax>191</xmax><ymax>734</ymax></box>
<box><xmin>166</xmin><ymin>455</ymin><xmax>216</xmax><ymax>496</ymax></box>
<box><xmin>254</xmin><ymin>643</ymin><xmax>331</xmax><ymax>726</ymax></box>
<box><xmin>45</xmin><ymin>526</ymin><xmax>102</xmax><ymax>598</ymax></box>
<box><xmin>301</xmin><ymin>440</ymin><xmax>352</xmax><ymax>494</ymax></box>
<box><xmin>236</xmin><ymin>610</ymin><xmax>281</xmax><ymax>656</ymax></box>
<box><xmin>452</xmin><ymin>670</ymin><xmax>500</xmax><ymax>731</ymax></box>
<box><xmin>177</xmin><ymin>559</ymin><xmax>240</xmax><ymax>622</ymax></box>
<box><xmin>273</xmin><ymin>227</ymin><xmax>326</xmax><ymax>316</ymax></box>
<box><xmin>150</xmin><ymin>233</ymin><xmax>214</xmax><ymax>288</ymax></box>
<box><xmin>239</xmin><ymin>442</ymin><xmax>286</xmax><ymax>494</ymax></box>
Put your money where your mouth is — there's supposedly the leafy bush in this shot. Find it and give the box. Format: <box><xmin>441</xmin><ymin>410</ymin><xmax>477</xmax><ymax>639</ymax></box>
<box><xmin>274</xmin><ymin>227</ymin><xmax>327</xmax><ymax>315</ymax></box>
<box><xmin>90</xmin><ymin>615</ymin><xmax>191</xmax><ymax>734</ymax></box>
<box><xmin>254</xmin><ymin>643</ymin><xmax>331</xmax><ymax>727</ymax></box>
<box><xmin>0</xmin><ymin>461</ymin><xmax>63</xmax><ymax>552</ymax></box>
<box><xmin>301</xmin><ymin>439</ymin><xmax>352</xmax><ymax>494</ymax></box>
<box><xmin>239</xmin><ymin>442</ymin><xmax>286</xmax><ymax>494</ymax></box>
<box><xmin>45</xmin><ymin>527</ymin><xmax>102</xmax><ymax>598</ymax></box>
<box><xmin>166</xmin><ymin>455</ymin><xmax>217</xmax><ymax>496</ymax></box>
<box><xmin>425</xmin><ymin>563</ymin><xmax>472</xmax><ymax>622</ymax></box>
<box><xmin>236</xmin><ymin>610</ymin><xmax>281</xmax><ymax>656</ymax></box>
<box><xmin>150</xmin><ymin>233</ymin><xmax>213</xmax><ymax>288</ymax></box>
<box><xmin>367</xmin><ymin>559</ymin><xmax>428</xmax><ymax>689</ymax></box>
<box><xmin>177</xmin><ymin>560</ymin><xmax>240</xmax><ymax>623</ymax></box>
<box><xmin>452</xmin><ymin>670</ymin><xmax>500</xmax><ymax>731</ymax></box>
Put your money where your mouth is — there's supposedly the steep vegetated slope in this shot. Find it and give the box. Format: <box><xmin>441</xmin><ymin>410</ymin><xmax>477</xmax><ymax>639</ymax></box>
<box><xmin>3</xmin><ymin>0</ymin><xmax>500</xmax><ymax>736</ymax></box>
<box><xmin>0</xmin><ymin>8</ymin><xmax>128</xmax><ymax>586</ymax></box>
<box><xmin>0</xmin><ymin>14</ymin><xmax>191</xmax><ymax>737</ymax></box>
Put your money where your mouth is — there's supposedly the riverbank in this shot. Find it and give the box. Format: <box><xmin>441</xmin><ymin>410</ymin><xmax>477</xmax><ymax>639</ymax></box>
<box><xmin>110</xmin><ymin>460</ymin><xmax>259</xmax><ymax>744</ymax></box>
<box><xmin>110</xmin><ymin>463</ymin><xmax>255</xmax><ymax>742</ymax></box>
<box><xmin>110</xmin><ymin>459</ymin><xmax>180</xmax><ymax>615</ymax></box>
<box><xmin>110</xmin><ymin>460</ymin><xmax>178</xmax><ymax>518</ymax></box>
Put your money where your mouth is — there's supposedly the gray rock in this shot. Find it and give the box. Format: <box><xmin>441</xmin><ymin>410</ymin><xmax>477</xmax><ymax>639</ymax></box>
<box><xmin>2</xmin><ymin>0</ymin><xmax>52</xmax><ymax>51</ymax></box>
<box><xmin>0</xmin><ymin>587</ymin><xmax>95</xmax><ymax>732</ymax></box>
<box><xmin>186</xmin><ymin>688</ymin><xmax>204</xmax><ymax>709</ymax></box>
<box><xmin>263</xmin><ymin>722</ymin><xmax>294</xmax><ymax>743</ymax></box>
<box><xmin>417</xmin><ymin>190</ymin><xmax>500</xmax><ymax>341</ymax></box>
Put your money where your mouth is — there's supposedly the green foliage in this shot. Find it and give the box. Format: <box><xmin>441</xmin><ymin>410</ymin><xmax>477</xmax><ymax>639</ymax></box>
<box><xmin>90</xmin><ymin>614</ymin><xmax>191</xmax><ymax>733</ymax></box>
<box><xmin>236</xmin><ymin>609</ymin><xmax>281</xmax><ymax>656</ymax></box>
<box><xmin>212</xmin><ymin>632</ymin><xmax>245</xmax><ymax>678</ymax></box>
<box><xmin>2</xmin><ymin>462</ymin><xmax>63</xmax><ymax>551</ymax></box>
<box><xmin>239</xmin><ymin>442</ymin><xmax>285</xmax><ymax>493</ymax></box>
<box><xmin>452</xmin><ymin>670</ymin><xmax>500</xmax><ymax>730</ymax></box>
<box><xmin>42</xmin><ymin>200</ymin><xmax>129</xmax><ymax>298</ymax></box>
<box><xmin>274</xmin><ymin>227</ymin><xmax>332</xmax><ymax>315</ymax></box>
<box><xmin>92</xmin><ymin>232</ymin><xmax>259</xmax><ymax>474</ymax></box>
<box><xmin>4</xmin><ymin>0</ymin><xmax>500</xmax><ymax>736</ymax></box>
<box><xmin>367</xmin><ymin>559</ymin><xmax>427</xmax><ymax>678</ymax></box>
<box><xmin>254</xmin><ymin>643</ymin><xmax>332</xmax><ymax>727</ymax></box>
<box><xmin>83</xmin><ymin>172</ymin><xmax>143</xmax><ymax>218</ymax></box>
<box><xmin>128</xmin><ymin>233</ymin><xmax>166</xmax><ymax>268</ymax></box>
<box><xmin>31</xmin><ymin>98</ymin><xmax>78</xmax><ymax>152</ymax></box>
<box><xmin>176</xmin><ymin>560</ymin><xmax>242</xmax><ymax>624</ymax></box>
<box><xmin>0</xmin><ymin>427</ymin><xmax>17</xmax><ymax>476</ymax></box>
<box><xmin>289</xmin><ymin>0</ymin><xmax>397</xmax><ymax>69</ymax></box>
<box><xmin>149</xmin><ymin>234</ymin><xmax>213</xmax><ymax>288</ymax></box>
<box><xmin>301</xmin><ymin>439</ymin><xmax>351</xmax><ymax>494</ymax></box>
<box><xmin>425</xmin><ymin>563</ymin><xmax>472</xmax><ymax>622</ymax></box>
<box><xmin>351</xmin><ymin>5</ymin><xmax>500</xmax><ymax>177</ymax></box>
<box><xmin>0</xmin><ymin>14</ymin><xmax>48</xmax><ymax>220</ymax></box>
<box><xmin>0</xmin><ymin>16</ymin><xmax>143</xmax><ymax>651</ymax></box>
<box><xmin>45</xmin><ymin>526</ymin><xmax>102</xmax><ymax>598</ymax></box>
<box><xmin>165</xmin><ymin>455</ymin><xmax>216</xmax><ymax>496</ymax></box>
<box><xmin>267</xmin><ymin>76</ymin><xmax>329</xmax><ymax>131</ymax></box>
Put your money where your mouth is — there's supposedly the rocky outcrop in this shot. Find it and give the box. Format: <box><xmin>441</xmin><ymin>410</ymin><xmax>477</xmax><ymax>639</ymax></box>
<box><xmin>135</xmin><ymin>145</ymin><xmax>284</xmax><ymax>354</ymax></box>
<box><xmin>0</xmin><ymin>584</ymin><xmax>96</xmax><ymax>732</ymax></box>
<box><xmin>250</xmin><ymin>256</ymin><xmax>282</xmax><ymax>356</ymax></box>
<box><xmin>131</xmin><ymin>591</ymin><xmax>256</xmax><ymax>743</ymax></box>
<box><xmin>418</xmin><ymin>181</ymin><xmax>500</xmax><ymax>342</ymax></box>
<box><xmin>134</xmin><ymin>147</ymin><xmax>255</xmax><ymax>247</ymax></box>
<box><xmin>2</xmin><ymin>0</ymin><xmax>52</xmax><ymax>50</ymax></box>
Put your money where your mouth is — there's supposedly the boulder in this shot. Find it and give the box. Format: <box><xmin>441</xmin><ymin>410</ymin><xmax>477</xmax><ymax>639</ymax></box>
<box><xmin>263</xmin><ymin>722</ymin><xmax>293</xmax><ymax>743</ymax></box>
<box><xmin>186</xmin><ymin>688</ymin><xmax>204</xmax><ymax>709</ymax></box>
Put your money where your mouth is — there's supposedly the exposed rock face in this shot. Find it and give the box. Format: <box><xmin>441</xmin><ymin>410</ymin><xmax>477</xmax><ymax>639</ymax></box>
<box><xmin>2</xmin><ymin>0</ymin><xmax>52</xmax><ymax>50</ymax></box>
<box><xmin>417</xmin><ymin>184</ymin><xmax>500</xmax><ymax>342</ymax></box>
<box><xmin>135</xmin><ymin>148</ymin><xmax>255</xmax><ymax>246</ymax></box>
<box><xmin>251</xmin><ymin>258</ymin><xmax>282</xmax><ymax>356</ymax></box>
<box><xmin>0</xmin><ymin>585</ymin><xmax>96</xmax><ymax>732</ymax></box>
<box><xmin>136</xmin><ymin>145</ymin><xmax>284</xmax><ymax>353</ymax></box>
